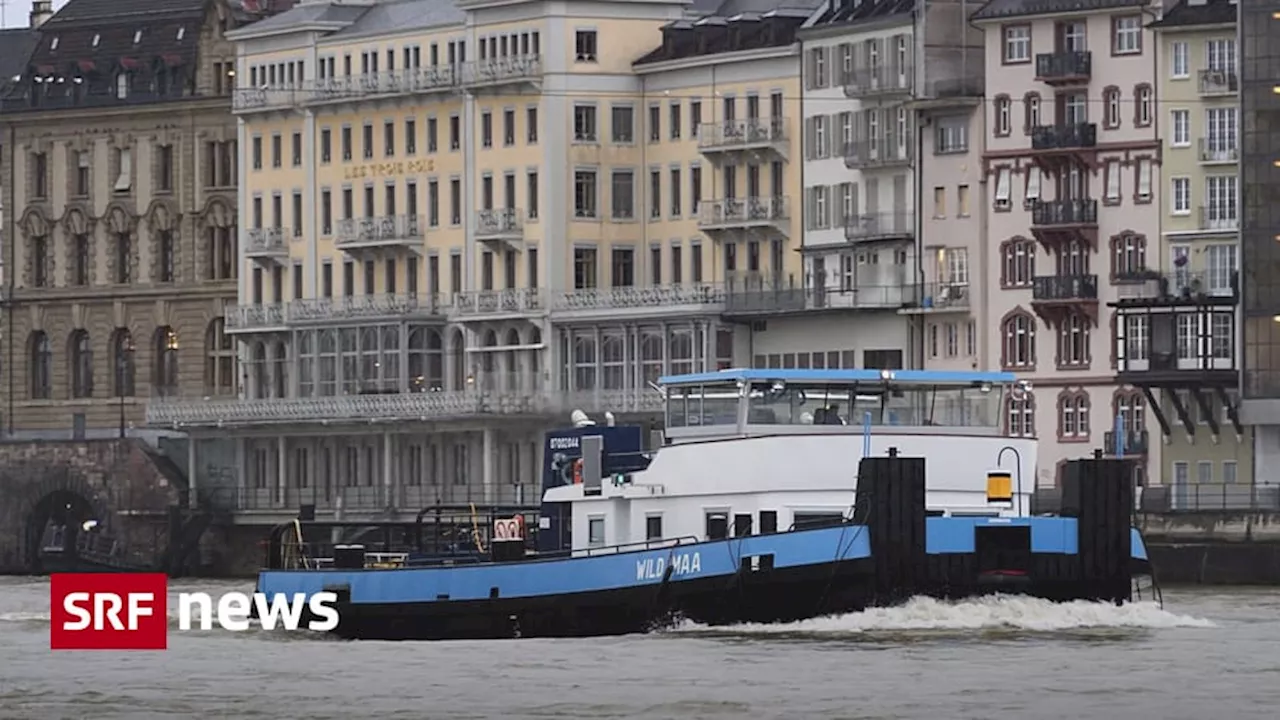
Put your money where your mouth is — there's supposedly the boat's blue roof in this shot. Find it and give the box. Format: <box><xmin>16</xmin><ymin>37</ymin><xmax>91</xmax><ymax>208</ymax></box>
<box><xmin>657</xmin><ymin>368</ymin><xmax>1019</xmax><ymax>386</ymax></box>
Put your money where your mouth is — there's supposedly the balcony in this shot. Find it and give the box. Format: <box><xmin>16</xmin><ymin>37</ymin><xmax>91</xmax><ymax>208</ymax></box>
<box><xmin>843</xmin><ymin>212</ymin><xmax>913</xmax><ymax>242</ymax></box>
<box><xmin>1197</xmin><ymin>205</ymin><xmax>1237</xmax><ymax>232</ymax></box>
<box><xmin>1112</xmin><ymin>306</ymin><xmax>1240</xmax><ymax>437</ymax></box>
<box><xmin>1030</xmin><ymin>123</ymin><xmax>1097</xmax><ymax>151</ymax></box>
<box><xmin>551</xmin><ymin>284</ymin><xmax>725</xmax><ymax>320</ymax></box>
<box><xmin>698</xmin><ymin>196</ymin><xmax>791</xmax><ymax>236</ymax></box>
<box><xmin>1034</xmin><ymin>52</ymin><xmax>1091</xmax><ymax>85</ymax></box>
<box><xmin>335</xmin><ymin>215</ymin><xmax>424</xmax><ymax>253</ymax></box>
<box><xmin>305</xmin><ymin>67</ymin><xmax>458</xmax><ymax>105</ymax></box>
<box><xmin>145</xmin><ymin>387</ymin><xmax>664</xmax><ymax>429</ymax></box>
<box><xmin>843</xmin><ymin>135</ymin><xmax>912</xmax><ymax>169</ymax></box>
<box><xmin>225</xmin><ymin>303</ymin><xmax>288</xmax><ymax>334</ymax></box>
<box><xmin>244</xmin><ymin>227</ymin><xmax>287</xmax><ymax>263</ymax></box>
<box><xmin>723</xmin><ymin>275</ymin><xmax>907</xmax><ymax>317</ymax></box>
<box><xmin>452</xmin><ymin>288</ymin><xmax>543</xmax><ymax>318</ymax></box>
<box><xmin>842</xmin><ymin>65</ymin><xmax>913</xmax><ymax>98</ymax></box>
<box><xmin>1029</xmin><ymin>198</ymin><xmax>1099</xmax><ymax>251</ymax></box>
<box><xmin>899</xmin><ymin>282</ymin><xmax>970</xmax><ymax>315</ymax></box>
<box><xmin>290</xmin><ymin>294</ymin><xmax>446</xmax><ymax>325</ymax></box>
<box><xmin>697</xmin><ymin>118</ymin><xmax>789</xmax><ymax>162</ymax></box>
<box><xmin>460</xmin><ymin>56</ymin><xmax>541</xmax><ymax>91</ymax></box>
<box><xmin>1197</xmin><ymin>68</ymin><xmax>1239</xmax><ymax>97</ymax></box>
<box><xmin>1103</xmin><ymin>429</ymin><xmax>1149</xmax><ymax>456</ymax></box>
<box><xmin>474</xmin><ymin>209</ymin><xmax>524</xmax><ymax>248</ymax></box>
<box><xmin>1032</xmin><ymin>273</ymin><xmax>1097</xmax><ymax>302</ymax></box>
<box><xmin>1114</xmin><ymin>270</ymin><xmax>1238</xmax><ymax>306</ymax></box>
<box><xmin>1198</xmin><ymin>138</ymin><xmax>1238</xmax><ymax>164</ymax></box>
<box><xmin>232</xmin><ymin>87</ymin><xmax>299</xmax><ymax>114</ymax></box>
<box><xmin>1030</xmin><ymin>273</ymin><xmax>1099</xmax><ymax>325</ymax></box>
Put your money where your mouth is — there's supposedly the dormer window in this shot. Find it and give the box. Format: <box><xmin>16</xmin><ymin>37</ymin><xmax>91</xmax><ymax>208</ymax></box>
<box><xmin>92</xmin><ymin>34</ymin><xmax>100</xmax><ymax>48</ymax></box>
<box><xmin>133</xmin><ymin>30</ymin><xmax>143</xmax><ymax>44</ymax></box>
<box><xmin>176</xmin><ymin>27</ymin><xmax>185</xmax><ymax>41</ymax></box>
<box><xmin>50</xmin><ymin>37</ymin><xmax>59</xmax><ymax>50</ymax></box>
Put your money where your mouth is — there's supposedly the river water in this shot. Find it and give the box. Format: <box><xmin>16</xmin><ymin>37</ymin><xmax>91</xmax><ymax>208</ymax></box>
<box><xmin>0</xmin><ymin>577</ymin><xmax>1275</xmax><ymax>720</ymax></box>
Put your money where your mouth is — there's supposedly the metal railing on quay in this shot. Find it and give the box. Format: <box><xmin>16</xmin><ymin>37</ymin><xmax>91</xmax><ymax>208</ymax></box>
<box><xmin>1140</xmin><ymin>484</ymin><xmax>1280</xmax><ymax>513</ymax></box>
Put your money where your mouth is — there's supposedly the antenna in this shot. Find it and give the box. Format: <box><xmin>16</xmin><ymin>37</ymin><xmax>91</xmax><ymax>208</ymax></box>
<box><xmin>1</xmin><ymin>0</ymin><xmax>8</xmax><ymax>29</ymax></box>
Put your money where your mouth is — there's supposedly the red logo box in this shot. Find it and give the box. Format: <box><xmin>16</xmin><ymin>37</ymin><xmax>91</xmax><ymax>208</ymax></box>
<box><xmin>50</xmin><ymin>573</ymin><xmax>169</xmax><ymax>650</ymax></box>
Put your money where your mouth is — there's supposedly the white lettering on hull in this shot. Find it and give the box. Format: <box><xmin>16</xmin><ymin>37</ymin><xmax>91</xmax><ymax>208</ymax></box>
<box><xmin>635</xmin><ymin>552</ymin><xmax>702</xmax><ymax>581</ymax></box>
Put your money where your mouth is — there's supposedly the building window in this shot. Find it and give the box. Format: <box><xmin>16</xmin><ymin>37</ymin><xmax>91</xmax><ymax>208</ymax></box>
<box><xmin>74</xmin><ymin>234</ymin><xmax>90</xmax><ymax>285</ymax></box>
<box><xmin>69</xmin><ymin>329</ymin><xmax>94</xmax><ymax>398</ymax></box>
<box><xmin>575</xmin><ymin>170</ymin><xmax>598</xmax><ymax>218</ymax></box>
<box><xmin>993</xmin><ymin>95</ymin><xmax>1012</xmax><ymax>136</ymax></box>
<box><xmin>610</xmin><ymin>105</ymin><xmax>633</xmax><ymax>143</ymax></box>
<box><xmin>1113</xmin><ymin>389</ymin><xmax>1145</xmax><ymax>437</ymax></box>
<box><xmin>1169</xmin><ymin>41</ymin><xmax>1188</xmax><ymax>78</ymax></box>
<box><xmin>1170</xmin><ymin>109</ymin><xmax>1189</xmax><ymax>146</ymax></box>
<box><xmin>157</xmin><ymin>230</ymin><xmax>175</xmax><ymax>282</ymax></box>
<box><xmin>1001</xmin><ymin>237</ymin><xmax>1035</xmax><ymax>287</ymax></box>
<box><xmin>157</xmin><ymin>144</ymin><xmax>173</xmax><ymax>192</ymax></box>
<box><xmin>610</xmin><ymin>170</ymin><xmax>634</xmax><ymax>219</ymax></box>
<box><xmin>1102</xmin><ymin>86</ymin><xmax>1121</xmax><ymax>129</ymax></box>
<box><xmin>153</xmin><ymin>326</ymin><xmax>180</xmax><ymax>396</ymax></box>
<box><xmin>115</xmin><ymin>233</ymin><xmax>132</xmax><ymax>283</ymax></box>
<box><xmin>1007</xmin><ymin>392</ymin><xmax>1035</xmax><ymax>437</ymax></box>
<box><xmin>205</xmin><ymin>318</ymin><xmax>236</xmax><ymax>396</ymax></box>
<box><xmin>575</xmin><ymin>30</ymin><xmax>598</xmax><ymax>62</ymax></box>
<box><xmin>575</xmin><ymin>105</ymin><xmax>598</xmax><ymax>142</ymax></box>
<box><xmin>1057</xmin><ymin>390</ymin><xmax>1091</xmax><ymax>440</ymax></box>
<box><xmin>31</xmin><ymin>236</ymin><xmax>48</xmax><ymax>287</ymax></box>
<box><xmin>587</xmin><ymin>516</ymin><xmax>605</xmax><ymax>546</ymax></box>
<box><xmin>1022</xmin><ymin>92</ymin><xmax>1040</xmax><ymax>132</ymax></box>
<box><xmin>1002</xmin><ymin>310</ymin><xmax>1036</xmax><ymax>369</ymax></box>
<box><xmin>29</xmin><ymin>331</ymin><xmax>52</xmax><ymax>399</ymax></box>
<box><xmin>1110</xmin><ymin>232</ymin><xmax>1147</xmax><ymax>278</ymax></box>
<box><xmin>112</xmin><ymin>328</ymin><xmax>135</xmax><ymax>397</ymax></box>
<box><xmin>1133</xmin><ymin>84</ymin><xmax>1153</xmax><ymax>127</ymax></box>
<box><xmin>1057</xmin><ymin>312</ymin><xmax>1090</xmax><ymax>368</ymax></box>
<box><xmin>1112</xmin><ymin>16</ymin><xmax>1142</xmax><ymax>55</ymax></box>
<box><xmin>1003</xmin><ymin>25</ymin><xmax>1030</xmax><ymax>63</ymax></box>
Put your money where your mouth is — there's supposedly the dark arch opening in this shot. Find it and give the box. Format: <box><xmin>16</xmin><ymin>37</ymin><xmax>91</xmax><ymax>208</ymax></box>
<box><xmin>24</xmin><ymin>490</ymin><xmax>100</xmax><ymax>572</ymax></box>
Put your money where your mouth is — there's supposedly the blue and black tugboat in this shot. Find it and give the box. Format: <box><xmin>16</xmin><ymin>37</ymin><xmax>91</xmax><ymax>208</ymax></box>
<box><xmin>256</xmin><ymin>369</ymin><xmax>1157</xmax><ymax>641</ymax></box>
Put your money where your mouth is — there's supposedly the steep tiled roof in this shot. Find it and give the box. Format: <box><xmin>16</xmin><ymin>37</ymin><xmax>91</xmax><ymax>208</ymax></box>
<box><xmin>807</xmin><ymin>0</ymin><xmax>914</xmax><ymax>28</ymax></box>
<box><xmin>233</xmin><ymin>0</ymin><xmax>463</xmax><ymax>39</ymax></box>
<box><xmin>634</xmin><ymin>0</ymin><xmax>821</xmax><ymax>67</ymax></box>
<box><xmin>1149</xmin><ymin>0</ymin><xmax>1236</xmax><ymax>29</ymax></box>
<box><xmin>41</xmin><ymin>0</ymin><xmax>208</xmax><ymax>26</ymax></box>
<box><xmin>0</xmin><ymin>29</ymin><xmax>39</xmax><ymax>100</ymax></box>
<box><xmin>971</xmin><ymin>0</ymin><xmax>1148</xmax><ymax>22</ymax></box>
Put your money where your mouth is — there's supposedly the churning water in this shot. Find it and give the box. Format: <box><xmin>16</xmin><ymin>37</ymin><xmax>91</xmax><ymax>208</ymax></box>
<box><xmin>0</xmin><ymin>577</ymin><xmax>1274</xmax><ymax>719</ymax></box>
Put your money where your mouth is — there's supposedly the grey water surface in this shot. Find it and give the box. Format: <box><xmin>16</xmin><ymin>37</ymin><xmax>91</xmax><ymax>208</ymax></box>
<box><xmin>0</xmin><ymin>577</ymin><xmax>1274</xmax><ymax>720</ymax></box>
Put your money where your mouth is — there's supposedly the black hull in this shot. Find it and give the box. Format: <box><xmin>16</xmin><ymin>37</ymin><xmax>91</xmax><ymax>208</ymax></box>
<box><xmin>316</xmin><ymin>556</ymin><xmax>1155</xmax><ymax>641</ymax></box>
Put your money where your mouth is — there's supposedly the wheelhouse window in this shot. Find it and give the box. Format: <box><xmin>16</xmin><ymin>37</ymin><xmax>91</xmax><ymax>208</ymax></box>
<box><xmin>587</xmin><ymin>516</ymin><xmax>605</xmax><ymax>547</ymax></box>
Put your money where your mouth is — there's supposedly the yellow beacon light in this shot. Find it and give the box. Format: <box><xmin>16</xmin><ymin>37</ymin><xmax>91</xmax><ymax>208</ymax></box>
<box><xmin>986</xmin><ymin>470</ymin><xmax>1014</xmax><ymax>504</ymax></box>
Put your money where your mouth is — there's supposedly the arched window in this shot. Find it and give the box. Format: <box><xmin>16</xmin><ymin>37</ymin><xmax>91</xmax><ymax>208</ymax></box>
<box><xmin>297</xmin><ymin>331</ymin><xmax>315</xmax><ymax>397</ymax></box>
<box><xmin>407</xmin><ymin>327</ymin><xmax>444</xmax><ymax>392</ymax></box>
<box><xmin>1001</xmin><ymin>310</ymin><xmax>1036</xmax><ymax>369</ymax></box>
<box><xmin>1114</xmin><ymin>389</ymin><xmax>1145</xmax><ymax>434</ymax></box>
<box><xmin>1057</xmin><ymin>390</ymin><xmax>1091</xmax><ymax>440</ymax></box>
<box><xmin>1022</xmin><ymin>91</ymin><xmax>1041</xmax><ymax>133</ymax></box>
<box><xmin>1057</xmin><ymin>312</ymin><xmax>1090</xmax><ymax>368</ymax></box>
<box><xmin>251</xmin><ymin>342</ymin><xmax>268</xmax><ymax>399</ymax></box>
<box><xmin>573</xmin><ymin>334</ymin><xmax>597</xmax><ymax>391</ymax></box>
<box><xmin>112</xmin><ymin>328</ymin><xmax>135</xmax><ymax>397</ymax></box>
<box><xmin>69</xmin><ymin>329</ymin><xmax>94</xmax><ymax>398</ymax></box>
<box><xmin>504</xmin><ymin>328</ymin><xmax>521</xmax><ymax>391</ymax></box>
<box><xmin>480</xmin><ymin>329</ymin><xmax>498</xmax><ymax>390</ymax></box>
<box><xmin>28</xmin><ymin>331</ymin><xmax>51</xmax><ymax>399</ymax></box>
<box><xmin>601</xmin><ymin>332</ymin><xmax>625</xmax><ymax>389</ymax></box>
<box><xmin>1110</xmin><ymin>232</ymin><xmax>1147</xmax><ymax>278</ymax></box>
<box><xmin>669</xmin><ymin>329</ymin><xmax>694</xmax><ymax>375</ymax></box>
<box><xmin>1006</xmin><ymin>391</ymin><xmax>1035</xmax><ymax>438</ymax></box>
<box><xmin>1000</xmin><ymin>237</ymin><xmax>1035</xmax><ymax>287</ymax></box>
<box><xmin>272</xmin><ymin>340</ymin><xmax>288</xmax><ymax>398</ymax></box>
<box><xmin>153</xmin><ymin>326</ymin><xmax>179</xmax><ymax>395</ymax></box>
<box><xmin>205</xmin><ymin>318</ymin><xmax>235</xmax><ymax>396</ymax></box>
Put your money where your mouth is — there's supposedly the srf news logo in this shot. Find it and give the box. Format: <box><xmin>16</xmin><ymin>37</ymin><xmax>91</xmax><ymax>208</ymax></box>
<box><xmin>50</xmin><ymin>573</ymin><xmax>339</xmax><ymax>650</ymax></box>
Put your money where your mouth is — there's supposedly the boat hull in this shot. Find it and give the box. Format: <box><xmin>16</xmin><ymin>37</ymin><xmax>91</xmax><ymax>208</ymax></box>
<box><xmin>289</xmin><ymin>555</ymin><xmax>1154</xmax><ymax>641</ymax></box>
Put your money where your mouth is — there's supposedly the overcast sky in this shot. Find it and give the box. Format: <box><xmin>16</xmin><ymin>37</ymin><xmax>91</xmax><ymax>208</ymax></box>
<box><xmin>1</xmin><ymin>0</ymin><xmax>69</xmax><ymax>29</ymax></box>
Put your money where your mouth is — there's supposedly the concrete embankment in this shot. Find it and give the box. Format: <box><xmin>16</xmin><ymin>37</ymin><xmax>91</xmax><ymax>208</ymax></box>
<box><xmin>1141</xmin><ymin>512</ymin><xmax>1280</xmax><ymax>585</ymax></box>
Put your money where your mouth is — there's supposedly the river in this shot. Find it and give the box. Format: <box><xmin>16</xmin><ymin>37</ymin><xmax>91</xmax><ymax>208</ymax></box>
<box><xmin>0</xmin><ymin>577</ymin><xmax>1274</xmax><ymax>719</ymax></box>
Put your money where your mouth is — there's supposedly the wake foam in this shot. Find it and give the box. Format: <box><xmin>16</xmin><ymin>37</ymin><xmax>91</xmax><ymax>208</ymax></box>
<box><xmin>670</xmin><ymin>595</ymin><xmax>1217</xmax><ymax>636</ymax></box>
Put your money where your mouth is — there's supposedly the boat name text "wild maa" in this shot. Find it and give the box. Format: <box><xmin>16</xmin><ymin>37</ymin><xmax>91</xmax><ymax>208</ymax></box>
<box><xmin>636</xmin><ymin>552</ymin><xmax>702</xmax><ymax>581</ymax></box>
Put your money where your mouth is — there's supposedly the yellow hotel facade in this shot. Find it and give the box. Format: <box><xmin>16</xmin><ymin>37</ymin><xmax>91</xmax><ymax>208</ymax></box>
<box><xmin>145</xmin><ymin>0</ymin><xmax>807</xmax><ymax>516</ymax></box>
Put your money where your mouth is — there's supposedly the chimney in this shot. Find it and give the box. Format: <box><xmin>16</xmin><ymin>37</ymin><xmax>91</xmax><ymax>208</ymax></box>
<box><xmin>30</xmin><ymin>0</ymin><xmax>54</xmax><ymax>27</ymax></box>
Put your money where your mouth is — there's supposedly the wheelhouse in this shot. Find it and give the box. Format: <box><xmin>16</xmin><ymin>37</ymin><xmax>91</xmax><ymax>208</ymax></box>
<box><xmin>659</xmin><ymin>369</ymin><xmax>1025</xmax><ymax>440</ymax></box>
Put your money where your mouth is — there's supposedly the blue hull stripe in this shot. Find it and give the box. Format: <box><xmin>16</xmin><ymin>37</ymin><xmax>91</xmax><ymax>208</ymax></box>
<box><xmin>257</xmin><ymin>519</ymin><xmax>1149</xmax><ymax>604</ymax></box>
